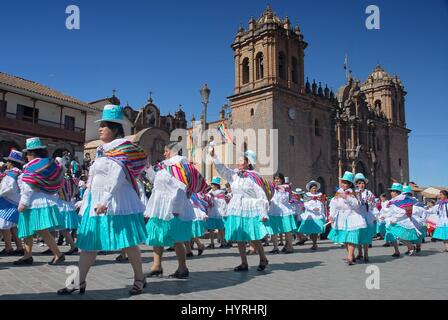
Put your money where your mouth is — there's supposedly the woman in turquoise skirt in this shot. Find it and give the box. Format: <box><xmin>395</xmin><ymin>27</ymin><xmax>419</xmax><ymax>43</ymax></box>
<box><xmin>57</xmin><ymin>105</ymin><xmax>148</xmax><ymax>296</ymax></box>
<box><xmin>298</xmin><ymin>180</ymin><xmax>326</xmax><ymax>251</ymax></box>
<box><xmin>14</xmin><ymin>137</ymin><xmax>65</xmax><ymax>266</ymax></box>
<box><xmin>431</xmin><ymin>190</ymin><xmax>448</xmax><ymax>252</ymax></box>
<box><xmin>328</xmin><ymin>171</ymin><xmax>365</xmax><ymax>265</ymax></box>
<box><xmin>209</xmin><ymin>148</ymin><xmax>270</xmax><ymax>272</ymax></box>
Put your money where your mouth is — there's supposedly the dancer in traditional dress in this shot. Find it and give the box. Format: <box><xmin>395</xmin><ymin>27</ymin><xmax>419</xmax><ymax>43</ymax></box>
<box><xmin>328</xmin><ymin>171</ymin><xmax>365</xmax><ymax>265</ymax></box>
<box><xmin>53</xmin><ymin>157</ymin><xmax>79</xmax><ymax>255</ymax></box>
<box><xmin>206</xmin><ymin>177</ymin><xmax>227</xmax><ymax>249</ymax></box>
<box><xmin>0</xmin><ymin>150</ymin><xmax>24</xmax><ymax>256</ymax></box>
<box><xmin>402</xmin><ymin>185</ymin><xmax>428</xmax><ymax>252</ymax></box>
<box><xmin>297</xmin><ymin>181</ymin><xmax>326</xmax><ymax>251</ymax></box>
<box><xmin>145</xmin><ymin>142</ymin><xmax>207</xmax><ymax>279</ymax></box>
<box><xmin>383</xmin><ymin>183</ymin><xmax>422</xmax><ymax>257</ymax></box>
<box><xmin>58</xmin><ymin>105</ymin><xmax>148</xmax><ymax>295</ymax></box>
<box><xmin>431</xmin><ymin>190</ymin><xmax>448</xmax><ymax>252</ymax></box>
<box><xmin>375</xmin><ymin>193</ymin><xmax>389</xmax><ymax>242</ymax></box>
<box><xmin>267</xmin><ymin>173</ymin><xmax>297</xmax><ymax>254</ymax></box>
<box><xmin>186</xmin><ymin>192</ymin><xmax>208</xmax><ymax>257</ymax></box>
<box><xmin>290</xmin><ymin>188</ymin><xmax>307</xmax><ymax>245</ymax></box>
<box><xmin>209</xmin><ymin>148</ymin><xmax>270</xmax><ymax>272</ymax></box>
<box><xmin>354</xmin><ymin>173</ymin><xmax>376</xmax><ymax>262</ymax></box>
<box><xmin>14</xmin><ymin>138</ymin><xmax>65</xmax><ymax>266</ymax></box>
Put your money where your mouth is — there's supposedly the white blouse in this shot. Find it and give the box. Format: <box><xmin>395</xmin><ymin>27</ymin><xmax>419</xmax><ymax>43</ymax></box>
<box><xmin>268</xmin><ymin>186</ymin><xmax>296</xmax><ymax>217</ymax></box>
<box><xmin>301</xmin><ymin>192</ymin><xmax>326</xmax><ymax>221</ymax></box>
<box><xmin>208</xmin><ymin>189</ymin><xmax>227</xmax><ymax>219</ymax></box>
<box><xmin>79</xmin><ymin>139</ymin><xmax>145</xmax><ymax>217</ymax></box>
<box><xmin>144</xmin><ymin>155</ymin><xmax>196</xmax><ymax>222</ymax></box>
<box><xmin>19</xmin><ymin>176</ymin><xmax>59</xmax><ymax>209</ymax></box>
<box><xmin>211</xmin><ymin>156</ymin><xmax>269</xmax><ymax>220</ymax></box>
<box><xmin>329</xmin><ymin>188</ymin><xmax>365</xmax><ymax>231</ymax></box>
<box><xmin>0</xmin><ymin>175</ymin><xmax>21</xmax><ymax>204</ymax></box>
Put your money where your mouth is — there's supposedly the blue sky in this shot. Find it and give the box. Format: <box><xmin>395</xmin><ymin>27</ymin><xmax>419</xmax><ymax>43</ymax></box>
<box><xmin>1</xmin><ymin>0</ymin><xmax>447</xmax><ymax>186</ymax></box>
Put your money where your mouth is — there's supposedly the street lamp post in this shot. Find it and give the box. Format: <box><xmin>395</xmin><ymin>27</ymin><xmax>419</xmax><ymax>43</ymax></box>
<box><xmin>200</xmin><ymin>84</ymin><xmax>211</xmax><ymax>178</ymax></box>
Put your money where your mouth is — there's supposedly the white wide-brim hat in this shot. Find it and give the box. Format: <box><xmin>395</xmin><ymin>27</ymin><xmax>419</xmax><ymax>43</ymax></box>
<box><xmin>306</xmin><ymin>180</ymin><xmax>321</xmax><ymax>192</ymax></box>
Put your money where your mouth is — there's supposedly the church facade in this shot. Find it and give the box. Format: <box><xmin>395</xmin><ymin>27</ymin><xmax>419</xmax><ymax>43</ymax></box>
<box><xmin>196</xmin><ymin>6</ymin><xmax>410</xmax><ymax>195</ymax></box>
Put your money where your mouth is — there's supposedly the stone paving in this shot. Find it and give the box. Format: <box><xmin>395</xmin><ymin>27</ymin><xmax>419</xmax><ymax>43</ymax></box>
<box><xmin>0</xmin><ymin>238</ymin><xmax>447</xmax><ymax>300</ymax></box>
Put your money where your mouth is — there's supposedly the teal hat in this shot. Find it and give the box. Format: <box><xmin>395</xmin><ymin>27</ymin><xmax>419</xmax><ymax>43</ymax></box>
<box><xmin>339</xmin><ymin>171</ymin><xmax>355</xmax><ymax>184</ymax></box>
<box><xmin>402</xmin><ymin>185</ymin><xmax>412</xmax><ymax>194</ymax></box>
<box><xmin>211</xmin><ymin>177</ymin><xmax>221</xmax><ymax>186</ymax></box>
<box><xmin>354</xmin><ymin>173</ymin><xmax>368</xmax><ymax>184</ymax></box>
<box><xmin>23</xmin><ymin>137</ymin><xmax>47</xmax><ymax>152</ymax></box>
<box><xmin>96</xmin><ymin>104</ymin><xmax>125</xmax><ymax>125</ymax></box>
<box><xmin>389</xmin><ymin>183</ymin><xmax>403</xmax><ymax>192</ymax></box>
<box><xmin>244</xmin><ymin>150</ymin><xmax>257</xmax><ymax>165</ymax></box>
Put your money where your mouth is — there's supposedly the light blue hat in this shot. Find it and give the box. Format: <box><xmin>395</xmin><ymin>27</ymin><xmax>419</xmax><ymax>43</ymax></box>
<box><xmin>389</xmin><ymin>183</ymin><xmax>403</xmax><ymax>192</ymax></box>
<box><xmin>244</xmin><ymin>150</ymin><xmax>257</xmax><ymax>165</ymax></box>
<box><xmin>96</xmin><ymin>104</ymin><xmax>125</xmax><ymax>125</ymax></box>
<box><xmin>339</xmin><ymin>171</ymin><xmax>355</xmax><ymax>184</ymax></box>
<box><xmin>211</xmin><ymin>177</ymin><xmax>221</xmax><ymax>186</ymax></box>
<box><xmin>354</xmin><ymin>173</ymin><xmax>368</xmax><ymax>184</ymax></box>
<box><xmin>4</xmin><ymin>150</ymin><xmax>24</xmax><ymax>164</ymax></box>
<box><xmin>402</xmin><ymin>185</ymin><xmax>412</xmax><ymax>194</ymax></box>
<box><xmin>23</xmin><ymin>137</ymin><xmax>47</xmax><ymax>152</ymax></box>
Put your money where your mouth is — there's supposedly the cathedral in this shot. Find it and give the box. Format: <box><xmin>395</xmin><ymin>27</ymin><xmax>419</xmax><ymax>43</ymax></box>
<box><xmin>196</xmin><ymin>6</ymin><xmax>410</xmax><ymax>195</ymax></box>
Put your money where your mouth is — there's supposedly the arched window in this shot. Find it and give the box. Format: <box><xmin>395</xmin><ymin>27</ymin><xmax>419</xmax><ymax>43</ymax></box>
<box><xmin>242</xmin><ymin>58</ymin><xmax>250</xmax><ymax>84</ymax></box>
<box><xmin>291</xmin><ymin>56</ymin><xmax>298</xmax><ymax>84</ymax></box>
<box><xmin>314</xmin><ymin>119</ymin><xmax>320</xmax><ymax>136</ymax></box>
<box><xmin>250</xmin><ymin>108</ymin><xmax>254</xmax><ymax>116</ymax></box>
<box><xmin>374</xmin><ymin>100</ymin><xmax>382</xmax><ymax>112</ymax></box>
<box><xmin>278</xmin><ymin>52</ymin><xmax>286</xmax><ymax>80</ymax></box>
<box><xmin>255</xmin><ymin>52</ymin><xmax>264</xmax><ymax>80</ymax></box>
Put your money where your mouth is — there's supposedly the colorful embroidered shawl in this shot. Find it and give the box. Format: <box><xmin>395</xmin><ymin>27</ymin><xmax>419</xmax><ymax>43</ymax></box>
<box><xmin>237</xmin><ymin>170</ymin><xmax>272</xmax><ymax>200</ymax></box>
<box><xmin>157</xmin><ymin>159</ymin><xmax>207</xmax><ymax>195</ymax></box>
<box><xmin>21</xmin><ymin>158</ymin><xmax>63</xmax><ymax>194</ymax></box>
<box><xmin>190</xmin><ymin>192</ymin><xmax>209</xmax><ymax>213</ymax></box>
<box><xmin>5</xmin><ymin>168</ymin><xmax>21</xmax><ymax>181</ymax></box>
<box><xmin>390</xmin><ymin>195</ymin><xmax>414</xmax><ymax>217</ymax></box>
<box><xmin>97</xmin><ymin>140</ymin><xmax>147</xmax><ymax>193</ymax></box>
<box><xmin>60</xmin><ymin>175</ymin><xmax>77</xmax><ymax>201</ymax></box>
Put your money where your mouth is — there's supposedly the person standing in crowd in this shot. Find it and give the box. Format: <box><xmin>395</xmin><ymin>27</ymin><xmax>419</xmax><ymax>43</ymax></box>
<box><xmin>209</xmin><ymin>148</ymin><xmax>270</xmax><ymax>272</ymax></box>
<box><xmin>375</xmin><ymin>193</ymin><xmax>389</xmax><ymax>242</ymax></box>
<box><xmin>206</xmin><ymin>177</ymin><xmax>227</xmax><ymax>249</ymax></box>
<box><xmin>53</xmin><ymin>157</ymin><xmax>79</xmax><ymax>256</ymax></box>
<box><xmin>267</xmin><ymin>173</ymin><xmax>297</xmax><ymax>254</ymax></box>
<box><xmin>402</xmin><ymin>185</ymin><xmax>428</xmax><ymax>252</ymax></box>
<box><xmin>328</xmin><ymin>171</ymin><xmax>365</xmax><ymax>265</ymax></box>
<box><xmin>383</xmin><ymin>183</ymin><xmax>422</xmax><ymax>257</ymax></box>
<box><xmin>297</xmin><ymin>181</ymin><xmax>326</xmax><ymax>251</ymax></box>
<box><xmin>145</xmin><ymin>142</ymin><xmax>207</xmax><ymax>279</ymax></box>
<box><xmin>58</xmin><ymin>105</ymin><xmax>148</xmax><ymax>295</ymax></box>
<box><xmin>14</xmin><ymin>138</ymin><xmax>65</xmax><ymax>266</ymax></box>
<box><xmin>354</xmin><ymin>173</ymin><xmax>376</xmax><ymax>262</ymax></box>
<box><xmin>431</xmin><ymin>190</ymin><xmax>448</xmax><ymax>252</ymax></box>
<box><xmin>0</xmin><ymin>150</ymin><xmax>25</xmax><ymax>256</ymax></box>
<box><xmin>82</xmin><ymin>153</ymin><xmax>91</xmax><ymax>175</ymax></box>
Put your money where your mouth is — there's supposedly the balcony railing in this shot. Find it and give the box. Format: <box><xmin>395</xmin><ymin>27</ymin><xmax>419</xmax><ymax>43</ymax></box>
<box><xmin>0</xmin><ymin>112</ymin><xmax>85</xmax><ymax>143</ymax></box>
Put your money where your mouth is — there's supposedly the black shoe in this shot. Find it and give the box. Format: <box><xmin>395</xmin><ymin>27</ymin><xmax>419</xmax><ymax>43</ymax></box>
<box><xmin>169</xmin><ymin>269</ymin><xmax>189</xmax><ymax>279</ymax></box>
<box><xmin>234</xmin><ymin>264</ymin><xmax>249</xmax><ymax>272</ymax></box>
<box><xmin>13</xmin><ymin>257</ymin><xmax>33</xmax><ymax>266</ymax></box>
<box><xmin>206</xmin><ymin>244</ymin><xmax>215</xmax><ymax>249</ymax></box>
<box><xmin>166</xmin><ymin>247</ymin><xmax>175</xmax><ymax>252</ymax></box>
<box><xmin>186</xmin><ymin>252</ymin><xmax>194</xmax><ymax>258</ymax></box>
<box><xmin>13</xmin><ymin>249</ymin><xmax>24</xmax><ymax>256</ymax></box>
<box><xmin>364</xmin><ymin>257</ymin><xmax>370</xmax><ymax>263</ymax></box>
<box><xmin>278</xmin><ymin>242</ymin><xmax>284</xmax><ymax>246</ymax></box>
<box><xmin>392</xmin><ymin>253</ymin><xmax>400</xmax><ymax>258</ymax></box>
<box><xmin>57</xmin><ymin>281</ymin><xmax>86</xmax><ymax>295</ymax></box>
<box><xmin>269</xmin><ymin>249</ymin><xmax>280</xmax><ymax>254</ymax></box>
<box><xmin>48</xmin><ymin>254</ymin><xmax>65</xmax><ymax>265</ymax></box>
<box><xmin>281</xmin><ymin>247</ymin><xmax>287</xmax><ymax>253</ymax></box>
<box><xmin>129</xmin><ymin>278</ymin><xmax>147</xmax><ymax>296</ymax></box>
<box><xmin>368</xmin><ymin>244</ymin><xmax>372</xmax><ymax>248</ymax></box>
<box><xmin>257</xmin><ymin>260</ymin><xmax>269</xmax><ymax>271</ymax></box>
<box><xmin>115</xmin><ymin>254</ymin><xmax>128</xmax><ymax>263</ymax></box>
<box><xmin>0</xmin><ymin>248</ymin><xmax>15</xmax><ymax>256</ymax></box>
<box><xmin>347</xmin><ymin>260</ymin><xmax>356</xmax><ymax>266</ymax></box>
<box><xmin>197</xmin><ymin>246</ymin><xmax>205</xmax><ymax>256</ymax></box>
<box><xmin>355</xmin><ymin>255</ymin><xmax>363</xmax><ymax>260</ymax></box>
<box><xmin>65</xmin><ymin>247</ymin><xmax>79</xmax><ymax>256</ymax></box>
<box><xmin>295</xmin><ymin>239</ymin><xmax>308</xmax><ymax>246</ymax></box>
<box><xmin>146</xmin><ymin>269</ymin><xmax>163</xmax><ymax>277</ymax></box>
<box><xmin>382</xmin><ymin>243</ymin><xmax>390</xmax><ymax>247</ymax></box>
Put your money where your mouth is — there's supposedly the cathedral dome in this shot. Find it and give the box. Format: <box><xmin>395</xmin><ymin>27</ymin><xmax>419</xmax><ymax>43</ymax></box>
<box><xmin>369</xmin><ymin>64</ymin><xmax>390</xmax><ymax>81</ymax></box>
<box><xmin>257</xmin><ymin>5</ymin><xmax>282</xmax><ymax>25</ymax></box>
